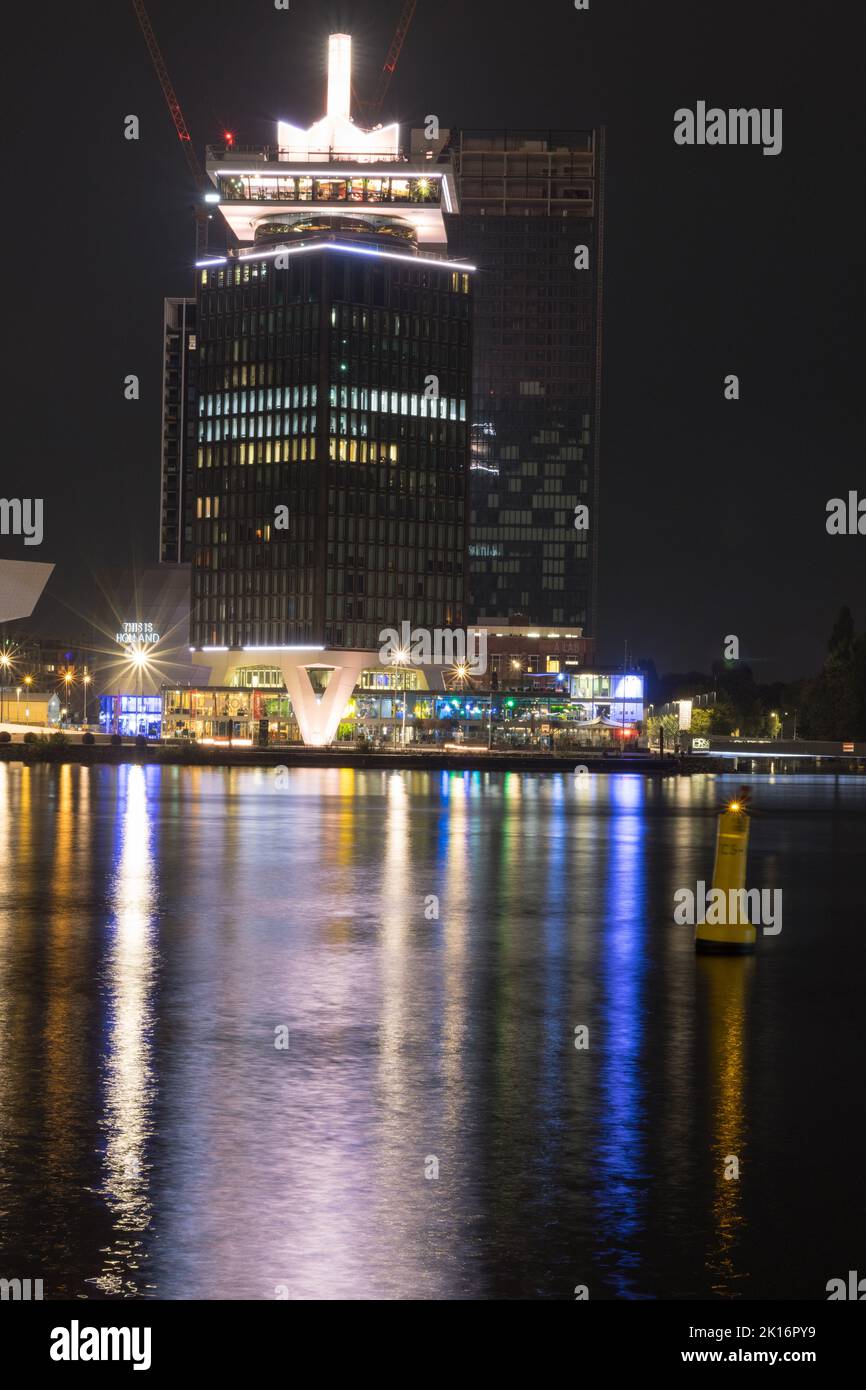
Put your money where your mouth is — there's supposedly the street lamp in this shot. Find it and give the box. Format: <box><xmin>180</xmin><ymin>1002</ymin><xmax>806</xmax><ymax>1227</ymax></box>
<box><xmin>129</xmin><ymin>647</ymin><xmax>151</xmax><ymax>733</ymax></box>
<box><xmin>0</xmin><ymin>651</ymin><xmax>12</xmax><ymax>724</ymax></box>
<box><xmin>61</xmin><ymin>668</ymin><xmax>75</xmax><ymax>725</ymax></box>
<box><xmin>389</xmin><ymin>648</ymin><xmax>410</xmax><ymax>749</ymax></box>
<box><xmin>83</xmin><ymin>671</ymin><xmax>92</xmax><ymax>726</ymax></box>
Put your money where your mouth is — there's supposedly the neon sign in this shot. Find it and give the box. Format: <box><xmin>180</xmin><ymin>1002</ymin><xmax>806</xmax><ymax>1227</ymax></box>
<box><xmin>116</xmin><ymin>622</ymin><xmax>160</xmax><ymax>647</ymax></box>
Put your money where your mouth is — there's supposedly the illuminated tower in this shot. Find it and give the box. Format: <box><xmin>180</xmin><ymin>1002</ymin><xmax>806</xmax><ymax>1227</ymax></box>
<box><xmin>190</xmin><ymin>35</ymin><xmax>474</xmax><ymax>745</ymax></box>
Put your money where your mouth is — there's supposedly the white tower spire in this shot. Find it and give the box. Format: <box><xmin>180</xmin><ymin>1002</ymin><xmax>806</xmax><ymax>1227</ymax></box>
<box><xmin>277</xmin><ymin>31</ymin><xmax>400</xmax><ymax>161</ymax></box>
<box><xmin>326</xmin><ymin>34</ymin><xmax>352</xmax><ymax>123</ymax></box>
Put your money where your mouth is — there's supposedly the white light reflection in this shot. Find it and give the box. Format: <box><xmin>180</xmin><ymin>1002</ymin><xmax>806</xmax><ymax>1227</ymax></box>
<box><xmin>92</xmin><ymin>766</ymin><xmax>157</xmax><ymax>1295</ymax></box>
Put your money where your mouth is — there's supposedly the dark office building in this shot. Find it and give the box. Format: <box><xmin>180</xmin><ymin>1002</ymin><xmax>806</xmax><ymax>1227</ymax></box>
<box><xmin>191</xmin><ymin>243</ymin><xmax>471</xmax><ymax>651</ymax></box>
<box><xmin>190</xmin><ymin>34</ymin><xmax>472</xmax><ymax>657</ymax></box>
<box><xmin>424</xmin><ymin>127</ymin><xmax>605</xmax><ymax>638</ymax></box>
<box><xmin>159</xmin><ymin>297</ymin><xmax>198</xmax><ymax>564</ymax></box>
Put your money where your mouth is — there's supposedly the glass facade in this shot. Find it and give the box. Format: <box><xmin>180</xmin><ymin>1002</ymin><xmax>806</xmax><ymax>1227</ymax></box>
<box><xmin>443</xmin><ymin>128</ymin><xmax>605</xmax><ymax>636</ymax></box>
<box><xmin>191</xmin><ymin>245</ymin><xmax>472</xmax><ymax>651</ymax></box>
<box><xmin>99</xmin><ymin>695</ymin><xmax>162</xmax><ymax>739</ymax></box>
<box><xmin>162</xmin><ymin>686</ymin><xmax>300</xmax><ymax>744</ymax></box>
<box><xmin>157</xmin><ymin>668</ymin><xmax>640</xmax><ymax>748</ymax></box>
<box><xmin>216</xmin><ymin>172</ymin><xmax>442</xmax><ymax>207</ymax></box>
<box><xmin>160</xmin><ymin>298</ymin><xmax>198</xmax><ymax>564</ymax></box>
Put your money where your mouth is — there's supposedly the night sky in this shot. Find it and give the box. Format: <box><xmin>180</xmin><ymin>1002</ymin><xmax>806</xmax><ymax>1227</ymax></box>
<box><xmin>3</xmin><ymin>0</ymin><xmax>862</xmax><ymax>679</ymax></box>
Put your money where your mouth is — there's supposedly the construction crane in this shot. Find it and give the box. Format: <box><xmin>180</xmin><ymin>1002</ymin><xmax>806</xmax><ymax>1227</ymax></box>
<box><xmin>131</xmin><ymin>0</ymin><xmax>212</xmax><ymax>256</ymax></box>
<box><xmin>356</xmin><ymin>0</ymin><xmax>419</xmax><ymax>126</ymax></box>
<box><xmin>133</xmin><ymin>0</ymin><xmax>419</xmax><ymax>246</ymax></box>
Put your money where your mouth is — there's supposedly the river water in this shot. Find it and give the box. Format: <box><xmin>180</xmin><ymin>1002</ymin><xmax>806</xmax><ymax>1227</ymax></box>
<box><xmin>0</xmin><ymin>762</ymin><xmax>863</xmax><ymax>1300</ymax></box>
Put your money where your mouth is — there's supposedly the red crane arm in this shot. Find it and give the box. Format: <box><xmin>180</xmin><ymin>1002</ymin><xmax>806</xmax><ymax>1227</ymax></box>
<box><xmin>366</xmin><ymin>0</ymin><xmax>419</xmax><ymax>122</ymax></box>
<box><xmin>132</xmin><ymin>0</ymin><xmax>205</xmax><ymax>190</ymax></box>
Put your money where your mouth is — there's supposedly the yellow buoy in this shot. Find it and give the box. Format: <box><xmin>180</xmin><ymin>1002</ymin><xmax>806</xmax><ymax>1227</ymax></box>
<box><xmin>695</xmin><ymin>797</ymin><xmax>757</xmax><ymax>954</ymax></box>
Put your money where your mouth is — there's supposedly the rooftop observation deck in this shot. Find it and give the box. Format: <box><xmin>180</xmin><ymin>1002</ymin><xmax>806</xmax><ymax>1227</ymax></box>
<box><xmin>206</xmin><ymin>146</ymin><xmax>458</xmax><ymax>247</ymax></box>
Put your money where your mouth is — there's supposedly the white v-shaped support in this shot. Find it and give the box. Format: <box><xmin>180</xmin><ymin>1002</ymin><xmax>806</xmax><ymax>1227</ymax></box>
<box><xmin>278</xmin><ymin>656</ymin><xmax>368</xmax><ymax>747</ymax></box>
<box><xmin>191</xmin><ymin>647</ymin><xmax>374</xmax><ymax>747</ymax></box>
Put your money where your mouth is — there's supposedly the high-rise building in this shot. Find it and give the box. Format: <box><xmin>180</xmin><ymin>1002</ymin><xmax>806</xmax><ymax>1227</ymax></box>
<box><xmin>418</xmin><ymin>127</ymin><xmax>605</xmax><ymax>642</ymax></box>
<box><xmin>189</xmin><ymin>35</ymin><xmax>474</xmax><ymax>744</ymax></box>
<box><xmin>159</xmin><ymin>297</ymin><xmax>198</xmax><ymax>565</ymax></box>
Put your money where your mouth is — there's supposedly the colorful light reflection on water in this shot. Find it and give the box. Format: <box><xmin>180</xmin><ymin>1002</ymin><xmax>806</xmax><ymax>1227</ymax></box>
<box><xmin>0</xmin><ymin>764</ymin><xmax>864</xmax><ymax>1299</ymax></box>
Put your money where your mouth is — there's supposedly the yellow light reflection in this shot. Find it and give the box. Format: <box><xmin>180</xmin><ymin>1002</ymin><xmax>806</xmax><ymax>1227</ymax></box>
<box><xmin>702</xmin><ymin>955</ymin><xmax>752</xmax><ymax>1295</ymax></box>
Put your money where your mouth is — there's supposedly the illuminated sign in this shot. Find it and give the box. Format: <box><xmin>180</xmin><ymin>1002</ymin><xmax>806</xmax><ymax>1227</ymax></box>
<box><xmin>613</xmin><ymin>675</ymin><xmax>644</xmax><ymax>700</ymax></box>
<box><xmin>116</xmin><ymin>622</ymin><xmax>160</xmax><ymax>647</ymax></box>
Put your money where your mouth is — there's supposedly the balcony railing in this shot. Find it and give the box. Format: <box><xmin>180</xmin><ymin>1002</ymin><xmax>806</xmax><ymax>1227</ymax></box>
<box><xmin>207</xmin><ymin>145</ymin><xmax>413</xmax><ymax>165</ymax></box>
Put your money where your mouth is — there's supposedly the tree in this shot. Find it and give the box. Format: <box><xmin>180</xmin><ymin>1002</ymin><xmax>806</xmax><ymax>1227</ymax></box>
<box><xmin>690</xmin><ymin>707</ymin><xmax>712</xmax><ymax>737</ymax></box>
<box><xmin>797</xmin><ymin>607</ymin><xmax>865</xmax><ymax>739</ymax></box>
<box><xmin>709</xmin><ymin>699</ymin><xmax>738</xmax><ymax>735</ymax></box>
<box><xmin>827</xmin><ymin>605</ymin><xmax>855</xmax><ymax>667</ymax></box>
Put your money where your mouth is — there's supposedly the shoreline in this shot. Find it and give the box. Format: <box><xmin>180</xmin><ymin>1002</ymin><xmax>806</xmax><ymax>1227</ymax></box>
<box><xmin>1</xmin><ymin>745</ymin><xmax>864</xmax><ymax>774</ymax></box>
<box><xmin>0</xmin><ymin>743</ymin><xmax>698</xmax><ymax>773</ymax></box>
